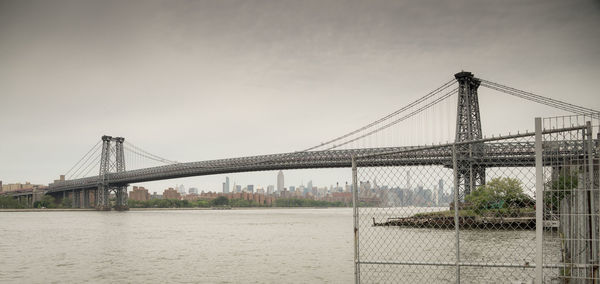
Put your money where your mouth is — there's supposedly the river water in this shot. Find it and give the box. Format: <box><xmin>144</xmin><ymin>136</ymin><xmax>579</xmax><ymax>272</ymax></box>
<box><xmin>0</xmin><ymin>208</ymin><xmax>560</xmax><ymax>283</ymax></box>
<box><xmin>0</xmin><ymin>209</ymin><xmax>353</xmax><ymax>283</ymax></box>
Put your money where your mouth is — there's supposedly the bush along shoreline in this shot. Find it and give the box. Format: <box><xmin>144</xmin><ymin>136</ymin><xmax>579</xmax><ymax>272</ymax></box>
<box><xmin>374</xmin><ymin>177</ymin><xmax>538</xmax><ymax>230</ymax></box>
<box><xmin>127</xmin><ymin>196</ymin><xmax>347</xmax><ymax>209</ymax></box>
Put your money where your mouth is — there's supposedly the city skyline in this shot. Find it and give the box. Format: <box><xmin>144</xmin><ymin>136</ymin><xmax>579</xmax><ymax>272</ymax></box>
<box><xmin>128</xmin><ymin>171</ymin><xmax>453</xmax><ymax>197</ymax></box>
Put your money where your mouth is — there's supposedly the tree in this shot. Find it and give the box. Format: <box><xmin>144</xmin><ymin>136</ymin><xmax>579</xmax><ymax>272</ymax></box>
<box><xmin>37</xmin><ymin>195</ymin><xmax>56</xmax><ymax>208</ymax></box>
<box><xmin>544</xmin><ymin>172</ymin><xmax>578</xmax><ymax>212</ymax></box>
<box><xmin>0</xmin><ymin>196</ymin><xmax>25</xmax><ymax>209</ymax></box>
<box><xmin>211</xmin><ymin>196</ymin><xmax>229</xmax><ymax>206</ymax></box>
<box><xmin>61</xmin><ymin>197</ymin><xmax>72</xmax><ymax>208</ymax></box>
<box><xmin>465</xmin><ymin>177</ymin><xmax>533</xmax><ymax>212</ymax></box>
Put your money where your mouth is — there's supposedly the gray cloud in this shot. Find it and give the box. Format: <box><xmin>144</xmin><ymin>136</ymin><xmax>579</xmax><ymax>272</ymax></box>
<box><xmin>1</xmin><ymin>0</ymin><xmax>599</xmax><ymax>191</ymax></box>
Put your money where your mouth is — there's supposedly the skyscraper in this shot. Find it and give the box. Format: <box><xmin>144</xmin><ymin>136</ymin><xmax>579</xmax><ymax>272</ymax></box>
<box><xmin>223</xmin><ymin>177</ymin><xmax>230</xmax><ymax>193</ymax></box>
<box><xmin>277</xmin><ymin>171</ymin><xmax>284</xmax><ymax>192</ymax></box>
<box><xmin>438</xmin><ymin>179</ymin><xmax>444</xmax><ymax>204</ymax></box>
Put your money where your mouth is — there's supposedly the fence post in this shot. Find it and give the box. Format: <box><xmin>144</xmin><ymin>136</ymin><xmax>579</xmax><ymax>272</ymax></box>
<box><xmin>535</xmin><ymin>117</ymin><xmax>543</xmax><ymax>284</ymax></box>
<box><xmin>352</xmin><ymin>155</ymin><xmax>360</xmax><ymax>284</ymax></box>
<box><xmin>586</xmin><ymin>121</ymin><xmax>597</xmax><ymax>278</ymax></box>
<box><xmin>452</xmin><ymin>144</ymin><xmax>461</xmax><ymax>283</ymax></box>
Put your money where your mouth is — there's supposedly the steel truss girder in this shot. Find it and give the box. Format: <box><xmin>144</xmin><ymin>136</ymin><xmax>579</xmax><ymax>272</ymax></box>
<box><xmin>45</xmin><ymin>139</ymin><xmax>592</xmax><ymax>194</ymax></box>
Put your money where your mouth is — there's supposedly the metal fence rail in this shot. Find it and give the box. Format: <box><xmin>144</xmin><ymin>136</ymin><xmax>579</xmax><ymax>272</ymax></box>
<box><xmin>352</xmin><ymin>114</ymin><xmax>599</xmax><ymax>283</ymax></box>
<box><xmin>542</xmin><ymin>115</ymin><xmax>599</xmax><ymax>283</ymax></box>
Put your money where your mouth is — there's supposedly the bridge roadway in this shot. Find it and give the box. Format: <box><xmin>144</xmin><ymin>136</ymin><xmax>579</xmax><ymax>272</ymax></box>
<box><xmin>44</xmin><ymin>138</ymin><xmax>586</xmax><ymax>194</ymax></box>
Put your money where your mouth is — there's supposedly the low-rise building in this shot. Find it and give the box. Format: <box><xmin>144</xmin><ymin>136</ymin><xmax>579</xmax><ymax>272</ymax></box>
<box><xmin>129</xmin><ymin>186</ymin><xmax>150</xmax><ymax>201</ymax></box>
<box><xmin>1</xmin><ymin>181</ymin><xmax>47</xmax><ymax>192</ymax></box>
<box><xmin>163</xmin><ymin>188</ymin><xmax>181</xmax><ymax>200</ymax></box>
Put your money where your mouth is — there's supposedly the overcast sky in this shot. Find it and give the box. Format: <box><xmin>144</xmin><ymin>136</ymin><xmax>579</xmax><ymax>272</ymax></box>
<box><xmin>1</xmin><ymin>0</ymin><xmax>599</xmax><ymax>193</ymax></box>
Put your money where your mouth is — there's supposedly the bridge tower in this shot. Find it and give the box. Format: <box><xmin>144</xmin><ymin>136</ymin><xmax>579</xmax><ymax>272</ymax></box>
<box><xmin>96</xmin><ymin>135</ymin><xmax>128</xmax><ymax>211</ymax></box>
<box><xmin>454</xmin><ymin>71</ymin><xmax>485</xmax><ymax>196</ymax></box>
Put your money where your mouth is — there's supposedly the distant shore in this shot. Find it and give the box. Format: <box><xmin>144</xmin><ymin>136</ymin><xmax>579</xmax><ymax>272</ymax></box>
<box><xmin>0</xmin><ymin>208</ymin><xmax>96</xmax><ymax>212</ymax></box>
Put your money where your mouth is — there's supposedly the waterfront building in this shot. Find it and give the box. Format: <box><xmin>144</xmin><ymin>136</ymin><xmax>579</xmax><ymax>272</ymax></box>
<box><xmin>247</xmin><ymin>184</ymin><xmax>254</xmax><ymax>193</ymax></box>
<box><xmin>163</xmin><ymin>188</ymin><xmax>181</xmax><ymax>200</ymax></box>
<box><xmin>189</xmin><ymin>187</ymin><xmax>198</xmax><ymax>194</ymax></box>
<box><xmin>184</xmin><ymin>193</ymin><xmax>200</xmax><ymax>201</ymax></box>
<box><xmin>1</xmin><ymin>181</ymin><xmax>47</xmax><ymax>192</ymax></box>
<box><xmin>129</xmin><ymin>186</ymin><xmax>150</xmax><ymax>201</ymax></box>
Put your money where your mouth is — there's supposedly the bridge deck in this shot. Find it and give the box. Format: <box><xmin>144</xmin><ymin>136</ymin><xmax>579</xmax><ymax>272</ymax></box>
<box><xmin>41</xmin><ymin>140</ymin><xmax>589</xmax><ymax>194</ymax></box>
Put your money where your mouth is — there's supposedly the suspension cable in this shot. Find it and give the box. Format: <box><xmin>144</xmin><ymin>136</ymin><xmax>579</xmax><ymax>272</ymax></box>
<box><xmin>64</xmin><ymin>140</ymin><xmax>101</xmax><ymax>177</ymax></box>
<box><xmin>80</xmin><ymin>154</ymin><xmax>102</xmax><ymax>178</ymax></box>
<box><xmin>123</xmin><ymin>144</ymin><xmax>179</xmax><ymax>164</ymax></box>
<box><xmin>302</xmin><ymin>78</ymin><xmax>457</xmax><ymax>151</ymax></box>
<box><xmin>68</xmin><ymin>142</ymin><xmax>103</xmax><ymax>179</ymax></box>
<box><xmin>125</xmin><ymin>141</ymin><xmax>179</xmax><ymax>164</ymax></box>
<box><xmin>479</xmin><ymin>78</ymin><xmax>599</xmax><ymax>117</ymax></box>
<box><xmin>325</xmin><ymin>87</ymin><xmax>458</xmax><ymax>150</ymax></box>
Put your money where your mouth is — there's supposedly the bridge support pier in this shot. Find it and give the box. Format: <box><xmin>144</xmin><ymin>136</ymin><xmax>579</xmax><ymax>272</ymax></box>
<box><xmin>454</xmin><ymin>71</ymin><xmax>486</xmax><ymax>197</ymax></box>
<box><xmin>72</xmin><ymin>190</ymin><xmax>80</xmax><ymax>208</ymax></box>
<box><xmin>96</xmin><ymin>185</ymin><xmax>111</xmax><ymax>211</ymax></box>
<box><xmin>114</xmin><ymin>186</ymin><xmax>129</xmax><ymax>211</ymax></box>
<box><xmin>94</xmin><ymin>135</ymin><xmax>129</xmax><ymax>211</ymax></box>
<box><xmin>80</xmin><ymin>189</ymin><xmax>88</xmax><ymax>208</ymax></box>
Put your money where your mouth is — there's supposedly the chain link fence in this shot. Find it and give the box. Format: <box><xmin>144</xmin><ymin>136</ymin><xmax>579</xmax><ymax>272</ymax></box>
<box><xmin>352</xmin><ymin>115</ymin><xmax>599</xmax><ymax>283</ymax></box>
<box><xmin>541</xmin><ymin>115</ymin><xmax>599</xmax><ymax>283</ymax></box>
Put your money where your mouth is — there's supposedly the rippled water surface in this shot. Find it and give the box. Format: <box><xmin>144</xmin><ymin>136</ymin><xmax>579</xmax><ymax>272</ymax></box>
<box><xmin>0</xmin><ymin>208</ymin><xmax>354</xmax><ymax>283</ymax></box>
<box><xmin>0</xmin><ymin>208</ymin><xmax>561</xmax><ymax>283</ymax></box>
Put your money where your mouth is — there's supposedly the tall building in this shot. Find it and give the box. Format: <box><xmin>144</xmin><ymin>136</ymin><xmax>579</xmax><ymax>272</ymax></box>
<box><xmin>189</xmin><ymin>187</ymin><xmax>198</xmax><ymax>194</ymax></box>
<box><xmin>247</xmin><ymin>184</ymin><xmax>254</xmax><ymax>193</ymax></box>
<box><xmin>277</xmin><ymin>171</ymin><xmax>284</xmax><ymax>192</ymax></box>
<box><xmin>438</xmin><ymin>179</ymin><xmax>444</xmax><ymax>204</ymax></box>
<box><xmin>177</xmin><ymin>184</ymin><xmax>186</xmax><ymax>195</ymax></box>
<box><xmin>223</xmin><ymin>177</ymin><xmax>230</xmax><ymax>193</ymax></box>
<box><xmin>267</xmin><ymin>185</ymin><xmax>274</xmax><ymax>195</ymax></box>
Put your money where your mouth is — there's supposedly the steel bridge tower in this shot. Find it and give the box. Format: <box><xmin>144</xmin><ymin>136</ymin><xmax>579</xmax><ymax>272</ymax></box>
<box><xmin>454</xmin><ymin>71</ymin><xmax>485</xmax><ymax>196</ymax></box>
<box><xmin>97</xmin><ymin>135</ymin><xmax>128</xmax><ymax>211</ymax></box>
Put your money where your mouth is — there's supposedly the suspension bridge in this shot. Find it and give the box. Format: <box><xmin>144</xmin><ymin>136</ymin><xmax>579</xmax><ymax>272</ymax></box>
<box><xmin>3</xmin><ymin>71</ymin><xmax>598</xmax><ymax>210</ymax></box>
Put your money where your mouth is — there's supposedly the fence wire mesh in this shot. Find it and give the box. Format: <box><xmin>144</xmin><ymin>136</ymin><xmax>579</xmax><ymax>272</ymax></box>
<box><xmin>353</xmin><ymin>114</ymin><xmax>599</xmax><ymax>283</ymax></box>
<box><xmin>542</xmin><ymin>115</ymin><xmax>599</xmax><ymax>283</ymax></box>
